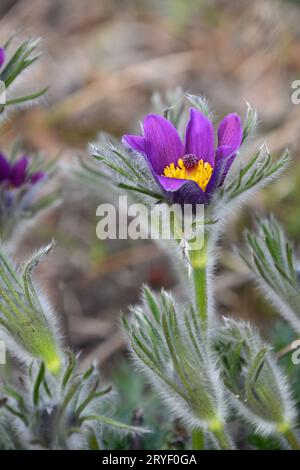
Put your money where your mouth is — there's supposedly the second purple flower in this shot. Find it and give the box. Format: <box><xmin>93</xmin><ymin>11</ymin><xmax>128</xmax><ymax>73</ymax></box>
<box><xmin>0</xmin><ymin>153</ymin><xmax>45</xmax><ymax>188</ymax></box>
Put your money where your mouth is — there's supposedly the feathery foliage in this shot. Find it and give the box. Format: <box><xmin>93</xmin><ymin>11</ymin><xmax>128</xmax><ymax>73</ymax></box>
<box><xmin>123</xmin><ymin>287</ymin><xmax>232</xmax><ymax>448</ymax></box>
<box><xmin>0</xmin><ymin>356</ymin><xmax>145</xmax><ymax>449</ymax></box>
<box><xmin>0</xmin><ymin>36</ymin><xmax>47</xmax><ymax>112</ymax></box>
<box><xmin>241</xmin><ymin>217</ymin><xmax>300</xmax><ymax>333</ymax></box>
<box><xmin>216</xmin><ymin>318</ymin><xmax>297</xmax><ymax>439</ymax></box>
<box><xmin>0</xmin><ymin>241</ymin><xmax>63</xmax><ymax>373</ymax></box>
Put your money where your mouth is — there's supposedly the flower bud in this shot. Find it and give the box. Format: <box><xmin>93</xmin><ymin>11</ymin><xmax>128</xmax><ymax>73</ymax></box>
<box><xmin>216</xmin><ymin>318</ymin><xmax>297</xmax><ymax>436</ymax></box>
<box><xmin>124</xmin><ymin>287</ymin><xmax>229</xmax><ymax>435</ymax></box>
<box><xmin>0</xmin><ymin>242</ymin><xmax>62</xmax><ymax>374</ymax></box>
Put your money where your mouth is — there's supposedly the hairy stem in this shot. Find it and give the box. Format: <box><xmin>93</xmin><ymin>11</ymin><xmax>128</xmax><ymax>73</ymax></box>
<box><xmin>211</xmin><ymin>426</ymin><xmax>233</xmax><ymax>450</ymax></box>
<box><xmin>189</xmin><ymin>233</ymin><xmax>210</xmax><ymax>451</ymax></box>
<box><xmin>283</xmin><ymin>428</ymin><xmax>300</xmax><ymax>450</ymax></box>
<box><xmin>192</xmin><ymin>429</ymin><xmax>205</xmax><ymax>450</ymax></box>
<box><xmin>189</xmin><ymin>233</ymin><xmax>209</xmax><ymax>329</ymax></box>
<box><xmin>193</xmin><ymin>264</ymin><xmax>207</xmax><ymax>324</ymax></box>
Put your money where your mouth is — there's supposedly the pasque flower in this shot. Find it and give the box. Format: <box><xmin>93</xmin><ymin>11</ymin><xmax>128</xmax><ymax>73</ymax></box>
<box><xmin>122</xmin><ymin>108</ymin><xmax>242</xmax><ymax>205</ymax></box>
<box><xmin>0</xmin><ymin>152</ymin><xmax>45</xmax><ymax>188</ymax></box>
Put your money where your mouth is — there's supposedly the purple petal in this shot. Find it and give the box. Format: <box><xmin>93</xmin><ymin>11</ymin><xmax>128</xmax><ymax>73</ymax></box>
<box><xmin>122</xmin><ymin>134</ymin><xmax>146</xmax><ymax>154</ymax></box>
<box><xmin>10</xmin><ymin>156</ymin><xmax>28</xmax><ymax>187</ymax></box>
<box><xmin>0</xmin><ymin>48</ymin><xmax>5</xmax><ymax>69</ymax></box>
<box><xmin>0</xmin><ymin>152</ymin><xmax>11</xmax><ymax>181</ymax></box>
<box><xmin>143</xmin><ymin>114</ymin><xmax>184</xmax><ymax>174</ymax></box>
<box><xmin>30</xmin><ymin>171</ymin><xmax>45</xmax><ymax>184</ymax></box>
<box><xmin>206</xmin><ymin>145</ymin><xmax>237</xmax><ymax>195</ymax></box>
<box><xmin>215</xmin><ymin>144</ymin><xmax>238</xmax><ymax>180</ymax></box>
<box><xmin>157</xmin><ymin>175</ymin><xmax>189</xmax><ymax>191</ymax></box>
<box><xmin>157</xmin><ymin>175</ymin><xmax>207</xmax><ymax>205</ymax></box>
<box><xmin>185</xmin><ymin>108</ymin><xmax>215</xmax><ymax>166</ymax></box>
<box><xmin>217</xmin><ymin>113</ymin><xmax>242</xmax><ymax>149</ymax></box>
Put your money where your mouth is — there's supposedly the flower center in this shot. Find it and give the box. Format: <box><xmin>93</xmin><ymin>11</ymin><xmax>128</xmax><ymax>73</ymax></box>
<box><xmin>182</xmin><ymin>153</ymin><xmax>198</xmax><ymax>168</ymax></box>
<box><xmin>163</xmin><ymin>154</ymin><xmax>213</xmax><ymax>191</ymax></box>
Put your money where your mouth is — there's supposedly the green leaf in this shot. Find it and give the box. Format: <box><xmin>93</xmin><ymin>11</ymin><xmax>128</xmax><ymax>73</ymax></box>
<box><xmin>5</xmin><ymin>87</ymin><xmax>48</xmax><ymax>106</ymax></box>
<box><xmin>80</xmin><ymin>414</ymin><xmax>148</xmax><ymax>434</ymax></box>
<box><xmin>33</xmin><ymin>362</ymin><xmax>46</xmax><ymax>406</ymax></box>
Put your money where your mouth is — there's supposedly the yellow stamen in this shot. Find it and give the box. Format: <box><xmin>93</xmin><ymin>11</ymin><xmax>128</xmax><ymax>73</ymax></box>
<box><xmin>163</xmin><ymin>158</ymin><xmax>213</xmax><ymax>191</ymax></box>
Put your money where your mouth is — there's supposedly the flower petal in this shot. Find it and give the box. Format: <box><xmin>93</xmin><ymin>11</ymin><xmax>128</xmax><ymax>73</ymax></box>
<box><xmin>122</xmin><ymin>134</ymin><xmax>146</xmax><ymax>154</ymax></box>
<box><xmin>206</xmin><ymin>145</ymin><xmax>237</xmax><ymax>195</ymax></box>
<box><xmin>30</xmin><ymin>171</ymin><xmax>45</xmax><ymax>184</ymax></box>
<box><xmin>0</xmin><ymin>153</ymin><xmax>11</xmax><ymax>181</ymax></box>
<box><xmin>185</xmin><ymin>108</ymin><xmax>215</xmax><ymax>166</ymax></box>
<box><xmin>0</xmin><ymin>47</ymin><xmax>5</xmax><ymax>69</ymax></box>
<box><xmin>217</xmin><ymin>113</ymin><xmax>242</xmax><ymax>149</ymax></box>
<box><xmin>157</xmin><ymin>175</ymin><xmax>207</xmax><ymax>205</ymax></box>
<box><xmin>143</xmin><ymin>114</ymin><xmax>184</xmax><ymax>174</ymax></box>
<box><xmin>10</xmin><ymin>156</ymin><xmax>28</xmax><ymax>187</ymax></box>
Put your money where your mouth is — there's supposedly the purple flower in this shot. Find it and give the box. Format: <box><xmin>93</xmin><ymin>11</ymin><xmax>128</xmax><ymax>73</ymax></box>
<box><xmin>0</xmin><ymin>47</ymin><xmax>5</xmax><ymax>69</ymax></box>
<box><xmin>122</xmin><ymin>108</ymin><xmax>242</xmax><ymax>205</ymax></box>
<box><xmin>0</xmin><ymin>153</ymin><xmax>11</xmax><ymax>182</ymax></box>
<box><xmin>10</xmin><ymin>156</ymin><xmax>29</xmax><ymax>187</ymax></box>
<box><xmin>0</xmin><ymin>153</ymin><xmax>45</xmax><ymax>188</ymax></box>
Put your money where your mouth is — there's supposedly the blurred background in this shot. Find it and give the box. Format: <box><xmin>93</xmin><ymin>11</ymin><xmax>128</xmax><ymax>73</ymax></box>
<box><xmin>1</xmin><ymin>0</ymin><xmax>300</xmax><ymax>424</ymax></box>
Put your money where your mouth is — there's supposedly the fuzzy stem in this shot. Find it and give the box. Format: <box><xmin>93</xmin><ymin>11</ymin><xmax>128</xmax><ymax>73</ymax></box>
<box><xmin>189</xmin><ymin>233</ymin><xmax>208</xmax><ymax>329</ymax></box>
<box><xmin>283</xmin><ymin>428</ymin><xmax>300</xmax><ymax>450</ymax></box>
<box><xmin>189</xmin><ymin>234</ymin><xmax>211</xmax><ymax>451</ymax></box>
<box><xmin>211</xmin><ymin>427</ymin><xmax>233</xmax><ymax>450</ymax></box>
<box><xmin>192</xmin><ymin>429</ymin><xmax>205</xmax><ymax>450</ymax></box>
<box><xmin>193</xmin><ymin>264</ymin><xmax>207</xmax><ymax>324</ymax></box>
